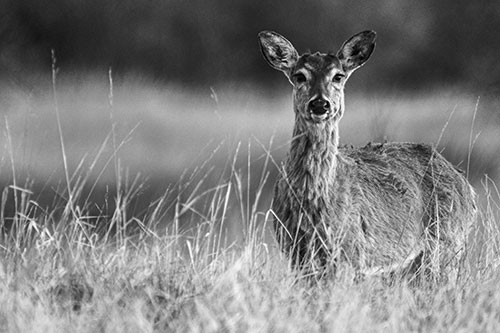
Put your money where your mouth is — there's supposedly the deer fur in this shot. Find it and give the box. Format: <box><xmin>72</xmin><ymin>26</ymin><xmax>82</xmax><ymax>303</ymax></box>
<box><xmin>258</xmin><ymin>30</ymin><xmax>477</xmax><ymax>279</ymax></box>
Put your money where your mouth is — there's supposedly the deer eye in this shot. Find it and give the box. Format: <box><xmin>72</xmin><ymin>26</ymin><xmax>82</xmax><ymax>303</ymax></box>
<box><xmin>292</xmin><ymin>73</ymin><xmax>307</xmax><ymax>84</ymax></box>
<box><xmin>332</xmin><ymin>73</ymin><xmax>345</xmax><ymax>83</ymax></box>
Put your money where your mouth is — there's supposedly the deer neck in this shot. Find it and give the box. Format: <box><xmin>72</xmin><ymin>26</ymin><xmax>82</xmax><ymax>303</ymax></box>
<box><xmin>286</xmin><ymin>115</ymin><xmax>340</xmax><ymax>207</ymax></box>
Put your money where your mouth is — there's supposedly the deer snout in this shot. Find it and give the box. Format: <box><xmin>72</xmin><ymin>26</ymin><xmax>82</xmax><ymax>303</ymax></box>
<box><xmin>308</xmin><ymin>98</ymin><xmax>330</xmax><ymax>115</ymax></box>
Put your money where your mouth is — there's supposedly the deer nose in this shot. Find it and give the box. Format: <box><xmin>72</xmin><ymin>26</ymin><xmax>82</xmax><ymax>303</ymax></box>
<box><xmin>308</xmin><ymin>98</ymin><xmax>330</xmax><ymax>115</ymax></box>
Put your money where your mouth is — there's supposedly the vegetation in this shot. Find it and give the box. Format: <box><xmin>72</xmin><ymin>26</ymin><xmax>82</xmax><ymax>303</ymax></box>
<box><xmin>1</xmin><ymin>133</ymin><xmax>500</xmax><ymax>332</ymax></box>
<box><xmin>0</xmin><ymin>69</ymin><xmax>499</xmax><ymax>331</ymax></box>
<box><xmin>0</xmin><ymin>2</ymin><xmax>499</xmax><ymax>330</ymax></box>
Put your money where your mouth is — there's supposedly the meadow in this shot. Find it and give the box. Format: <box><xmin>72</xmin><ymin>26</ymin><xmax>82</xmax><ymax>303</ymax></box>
<box><xmin>0</xmin><ymin>72</ymin><xmax>500</xmax><ymax>332</ymax></box>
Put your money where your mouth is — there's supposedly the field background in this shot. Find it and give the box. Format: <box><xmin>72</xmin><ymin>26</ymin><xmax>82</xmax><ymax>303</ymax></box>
<box><xmin>1</xmin><ymin>1</ymin><xmax>500</xmax><ymax>332</ymax></box>
<box><xmin>1</xmin><ymin>76</ymin><xmax>499</xmax><ymax>224</ymax></box>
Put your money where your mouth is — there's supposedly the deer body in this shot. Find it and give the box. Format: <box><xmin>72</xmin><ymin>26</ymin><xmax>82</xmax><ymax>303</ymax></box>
<box><xmin>259</xmin><ymin>30</ymin><xmax>477</xmax><ymax>278</ymax></box>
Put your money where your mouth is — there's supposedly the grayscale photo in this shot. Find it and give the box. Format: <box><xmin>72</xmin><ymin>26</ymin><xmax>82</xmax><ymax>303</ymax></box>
<box><xmin>0</xmin><ymin>1</ymin><xmax>499</xmax><ymax>331</ymax></box>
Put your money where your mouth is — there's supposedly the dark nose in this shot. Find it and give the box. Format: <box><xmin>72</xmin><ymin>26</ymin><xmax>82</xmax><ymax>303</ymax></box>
<box><xmin>308</xmin><ymin>98</ymin><xmax>330</xmax><ymax>115</ymax></box>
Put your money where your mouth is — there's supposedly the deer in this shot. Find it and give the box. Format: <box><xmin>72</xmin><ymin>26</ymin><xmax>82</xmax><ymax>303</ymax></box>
<box><xmin>258</xmin><ymin>30</ymin><xmax>477</xmax><ymax>281</ymax></box>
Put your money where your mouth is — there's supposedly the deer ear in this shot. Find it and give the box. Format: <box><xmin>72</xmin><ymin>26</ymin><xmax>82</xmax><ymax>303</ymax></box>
<box><xmin>337</xmin><ymin>31</ymin><xmax>376</xmax><ymax>73</ymax></box>
<box><xmin>258</xmin><ymin>31</ymin><xmax>298</xmax><ymax>73</ymax></box>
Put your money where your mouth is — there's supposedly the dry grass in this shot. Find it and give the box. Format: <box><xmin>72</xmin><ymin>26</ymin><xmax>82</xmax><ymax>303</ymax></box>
<box><xmin>0</xmin><ymin>148</ymin><xmax>500</xmax><ymax>332</ymax></box>
<box><xmin>0</xmin><ymin>73</ymin><xmax>499</xmax><ymax>332</ymax></box>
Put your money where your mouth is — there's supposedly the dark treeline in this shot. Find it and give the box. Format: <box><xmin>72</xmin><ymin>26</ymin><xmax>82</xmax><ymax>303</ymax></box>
<box><xmin>0</xmin><ymin>0</ymin><xmax>499</xmax><ymax>92</ymax></box>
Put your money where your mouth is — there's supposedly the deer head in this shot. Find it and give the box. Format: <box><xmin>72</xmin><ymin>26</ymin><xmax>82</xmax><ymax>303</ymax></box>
<box><xmin>258</xmin><ymin>31</ymin><xmax>376</xmax><ymax>125</ymax></box>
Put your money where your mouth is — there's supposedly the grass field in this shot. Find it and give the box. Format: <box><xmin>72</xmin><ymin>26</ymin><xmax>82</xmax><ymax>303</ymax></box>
<box><xmin>0</xmin><ymin>73</ymin><xmax>500</xmax><ymax>332</ymax></box>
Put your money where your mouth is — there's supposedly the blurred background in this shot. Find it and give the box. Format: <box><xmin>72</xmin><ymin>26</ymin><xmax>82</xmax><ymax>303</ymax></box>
<box><xmin>0</xmin><ymin>0</ymin><xmax>499</xmax><ymax>228</ymax></box>
<box><xmin>1</xmin><ymin>0</ymin><xmax>500</xmax><ymax>91</ymax></box>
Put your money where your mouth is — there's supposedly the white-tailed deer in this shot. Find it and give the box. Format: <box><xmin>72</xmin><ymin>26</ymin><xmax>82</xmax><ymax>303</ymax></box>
<box><xmin>258</xmin><ymin>30</ymin><xmax>477</xmax><ymax>280</ymax></box>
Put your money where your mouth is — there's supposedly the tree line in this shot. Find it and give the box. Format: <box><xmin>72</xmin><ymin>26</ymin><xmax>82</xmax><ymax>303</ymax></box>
<box><xmin>0</xmin><ymin>0</ymin><xmax>498</xmax><ymax>92</ymax></box>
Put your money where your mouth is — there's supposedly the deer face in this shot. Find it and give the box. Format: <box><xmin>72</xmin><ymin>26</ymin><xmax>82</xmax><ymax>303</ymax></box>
<box><xmin>259</xmin><ymin>30</ymin><xmax>376</xmax><ymax>124</ymax></box>
<box><xmin>290</xmin><ymin>53</ymin><xmax>346</xmax><ymax>123</ymax></box>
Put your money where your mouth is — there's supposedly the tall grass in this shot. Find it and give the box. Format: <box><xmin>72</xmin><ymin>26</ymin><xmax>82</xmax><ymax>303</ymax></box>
<box><xmin>1</xmin><ymin>132</ymin><xmax>500</xmax><ymax>332</ymax></box>
<box><xmin>0</xmin><ymin>73</ymin><xmax>500</xmax><ymax>331</ymax></box>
